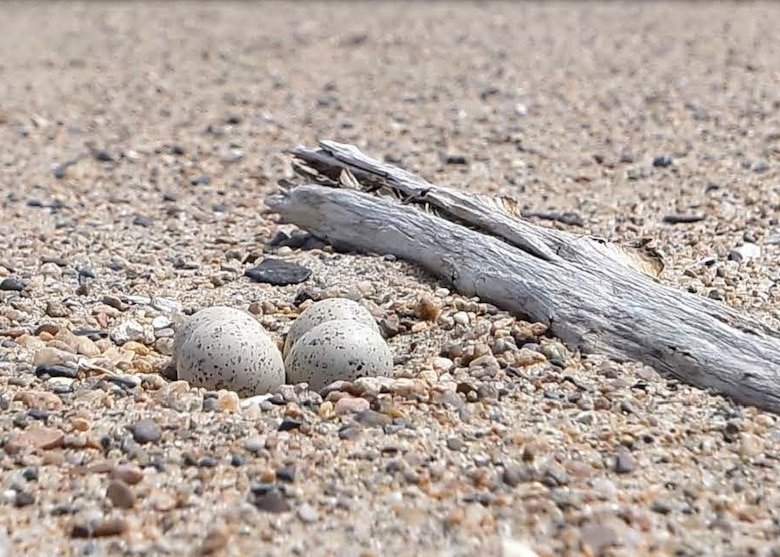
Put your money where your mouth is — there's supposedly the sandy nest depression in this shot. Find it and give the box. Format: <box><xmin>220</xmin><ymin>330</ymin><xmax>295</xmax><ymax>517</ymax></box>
<box><xmin>2</xmin><ymin>2</ymin><xmax>780</xmax><ymax>556</ymax></box>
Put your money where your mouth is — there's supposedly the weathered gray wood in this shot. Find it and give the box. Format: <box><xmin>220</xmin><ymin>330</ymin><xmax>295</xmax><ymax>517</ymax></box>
<box><xmin>266</xmin><ymin>141</ymin><xmax>780</xmax><ymax>413</ymax></box>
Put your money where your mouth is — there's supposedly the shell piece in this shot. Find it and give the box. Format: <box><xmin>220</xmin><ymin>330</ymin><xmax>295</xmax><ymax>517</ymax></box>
<box><xmin>174</xmin><ymin>306</ymin><xmax>260</xmax><ymax>362</ymax></box>
<box><xmin>283</xmin><ymin>298</ymin><xmax>380</xmax><ymax>358</ymax></box>
<box><xmin>176</xmin><ymin>308</ymin><xmax>284</xmax><ymax>397</ymax></box>
<box><xmin>285</xmin><ymin>319</ymin><xmax>393</xmax><ymax>392</ymax></box>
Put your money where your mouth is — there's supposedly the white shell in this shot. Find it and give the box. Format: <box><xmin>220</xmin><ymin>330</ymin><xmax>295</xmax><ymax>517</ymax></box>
<box><xmin>283</xmin><ymin>298</ymin><xmax>380</xmax><ymax>358</ymax></box>
<box><xmin>175</xmin><ymin>307</ymin><xmax>284</xmax><ymax>396</ymax></box>
<box><xmin>285</xmin><ymin>319</ymin><xmax>393</xmax><ymax>392</ymax></box>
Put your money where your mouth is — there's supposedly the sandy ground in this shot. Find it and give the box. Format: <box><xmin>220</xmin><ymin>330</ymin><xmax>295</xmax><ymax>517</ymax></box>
<box><xmin>2</xmin><ymin>2</ymin><xmax>780</xmax><ymax>556</ymax></box>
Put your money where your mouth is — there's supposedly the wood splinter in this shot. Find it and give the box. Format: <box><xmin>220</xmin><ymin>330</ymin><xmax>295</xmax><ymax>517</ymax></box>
<box><xmin>266</xmin><ymin>140</ymin><xmax>780</xmax><ymax>414</ymax></box>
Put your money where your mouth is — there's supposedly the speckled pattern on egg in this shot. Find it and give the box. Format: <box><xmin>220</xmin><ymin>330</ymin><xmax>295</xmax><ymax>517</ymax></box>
<box><xmin>174</xmin><ymin>306</ymin><xmax>260</xmax><ymax>362</ymax></box>
<box><xmin>283</xmin><ymin>297</ymin><xmax>381</xmax><ymax>358</ymax></box>
<box><xmin>177</xmin><ymin>312</ymin><xmax>285</xmax><ymax>397</ymax></box>
<box><xmin>285</xmin><ymin>318</ymin><xmax>393</xmax><ymax>392</ymax></box>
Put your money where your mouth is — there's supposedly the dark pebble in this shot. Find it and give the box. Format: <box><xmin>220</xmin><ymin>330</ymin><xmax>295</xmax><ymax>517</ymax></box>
<box><xmin>443</xmin><ymin>153</ymin><xmax>468</xmax><ymax>165</ymax></box>
<box><xmin>662</xmin><ymin>214</ymin><xmax>706</xmax><ymax>224</ymax></box>
<box><xmin>275</xmin><ymin>466</ymin><xmax>296</xmax><ymax>483</ymax></box>
<box><xmin>251</xmin><ymin>490</ymin><xmax>291</xmax><ymax>513</ymax></box>
<box><xmin>202</xmin><ymin>398</ymin><xmax>220</xmax><ymax>412</ymax></box>
<box><xmin>446</xmin><ymin>437</ymin><xmax>467</xmax><ymax>451</ymax></box>
<box><xmin>245</xmin><ymin>258</ymin><xmax>312</xmax><ymax>286</ymax></box>
<box><xmin>27</xmin><ymin>408</ymin><xmax>49</xmax><ymax>421</ymax></box>
<box><xmin>338</xmin><ymin>426</ymin><xmax>361</xmax><ymax>440</ymax></box>
<box><xmin>130</xmin><ymin>419</ymin><xmax>162</xmax><ymax>444</ymax></box>
<box><xmin>190</xmin><ymin>175</ymin><xmax>211</xmax><ymax>186</ymax></box>
<box><xmin>230</xmin><ymin>455</ymin><xmax>245</xmax><ymax>467</ymax></box>
<box><xmin>650</xmin><ymin>499</ymin><xmax>673</xmax><ymax>514</ymax></box>
<box><xmin>22</xmin><ymin>468</ymin><xmax>38</xmax><ymax>481</ymax></box>
<box><xmin>132</xmin><ymin>214</ymin><xmax>153</xmax><ymax>227</ymax></box>
<box><xmin>652</xmin><ymin>155</ymin><xmax>673</xmax><ymax>167</ymax></box>
<box><xmin>278</xmin><ymin>417</ymin><xmax>303</xmax><ymax>432</ymax></box>
<box><xmin>70</xmin><ymin>518</ymin><xmax>127</xmax><ymax>538</ymax></box>
<box><xmin>0</xmin><ymin>277</ymin><xmax>25</xmax><ymax>291</ymax></box>
<box><xmin>198</xmin><ymin>457</ymin><xmax>218</xmax><ymax>468</ymax></box>
<box><xmin>502</xmin><ymin>464</ymin><xmax>534</xmax><ymax>487</ymax></box>
<box><xmin>614</xmin><ymin>449</ymin><xmax>635</xmax><ymax>474</ymax></box>
<box><xmin>354</xmin><ymin>410</ymin><xmax>392</xmax><ymax>428</ymax></box>
<box><xmin>14</xmin><ymin>491</ymin><xmax>35</xmax><ymax>507</ymax></box>
<box><xmin>35</xmin><ymin>364</ymin><xmax>78</xmax><ymax>379</ymax></box>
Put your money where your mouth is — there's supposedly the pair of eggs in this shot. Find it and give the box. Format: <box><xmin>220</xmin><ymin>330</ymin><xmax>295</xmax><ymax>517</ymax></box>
<box><xmin>174</xmin><ymin>298</ymin><xmax>393</xmax><ymax>396</ymax></box>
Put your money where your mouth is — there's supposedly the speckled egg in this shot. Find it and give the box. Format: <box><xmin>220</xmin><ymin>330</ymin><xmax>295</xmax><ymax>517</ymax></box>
<box><xmin>285</xmin><ymin>319</ymin><xmax>393</xmax><ymax>391</ymax></box>
<box><xmin>283</xmin><ymin>297</ymin><xmax>381</xmax><ymax>358</ymax></box>
<box><xmin>173</xmin><ymin>306</ymin><xmax>259</xmax><ymax>362</ymax></box>
<box><xmin>176</xmin><ymin>307</ymin><xmax>285</xmax><ymax>396</ymax></box>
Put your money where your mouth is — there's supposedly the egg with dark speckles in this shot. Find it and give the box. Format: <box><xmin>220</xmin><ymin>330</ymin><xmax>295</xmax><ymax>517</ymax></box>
<box><xmin>284</xmin><ymin>318</ymin><xmax>393</xmax><ymax>391</ymax></box>
<box><xmin>175</xmin><ymin>307</ymin><xmax>284</xmax><ymax>396</ymax></box>
<box><xmin>283</xmin><ymin>298</ymin><xmax>380</xmax><ymax>358</ymax></box>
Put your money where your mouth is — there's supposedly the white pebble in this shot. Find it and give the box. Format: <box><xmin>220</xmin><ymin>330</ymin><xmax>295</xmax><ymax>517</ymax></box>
<box><xmin>110</xmin><ymin>320</ymin><xmax>146</xmax><ymax>345</ymax></box>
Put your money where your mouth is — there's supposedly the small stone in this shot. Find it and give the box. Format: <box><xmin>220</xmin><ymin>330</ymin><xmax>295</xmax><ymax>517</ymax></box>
<box><xmin>251</xmin><ymin>490</ymin><xmax>291</xmax><ymax>513</ymax></box>
<box><xmin>338</xmin><ymin>426</ymin><xmax>361</xmax><ymax>440</ymax></box>
<box><xmin>14</xmin><ymin>491</ymin><xmax>35</xmax><ymax>507</ymax></box>
<box><xmin>45</xmin><ymin>301</ymin><xmax>70</xmax><ymax>318</ymax></box>
<box><xmin>244</xmin><ymin>435</ymin><xmax>266</xmax><ymax>454</ymax></box>
<box><xmin>111</xmin><ymin>320</ymin><xmax>145</xmax><ymax>345</ymax></box>
<box><xmin>275</xmin><ymin>466</ymin><xmax>296</xmax><ymax>483</ymax></box>
<box><xmin>152</xmin><ymin>315</ymin><xmax>172</xmax><ymax>329</ymax></box>
<box><xmin>335</xmin><ymin>396</ymin><xmax>371</xmax><ymax>415</ymax></box>
<box><xmin>354</xmin><ymin>409</ymin><xmax>392</xmax><ymax>428</ymax></box>
<box><xmin>469</xmin><ymin>355</ymin><xmax>500</xmax><ymax>378</ymax></box>
<box><xmin>106</xmin><ymin>480</ymin><xmax>135</xmax><ymax>509</ymax></box>
<box><xmin>581</xmin><ymin>523</ymin><xmax>618</xmax><ymax>554</ymax></box>
<box><xmin>16</xmin><ymin>391</ymin><xmax>62</xmax><ymax>411</ymax></box>
<box><xmin>102</xmin><ymin>295</ymin><xmax>129</xmax><ymax>311</ymax></box>
<box><xmin>0</xmin><ymin>278</ymin><xmax>25</xmax><ymax>291</ymax></box>
<box><xmin>452</xmin><ymin>311</ymin><xmax>470</xmax><ymax>326</ymax></box>
<box><xmin>652</xmin><ymin>155</ymin><xmax>672</xmax><ymax>168</ymax></box>
<box><xmin>509</xmin><ymin>348</ymin><xmax>546</xmax><ymax>367</ymax></box>
<box><xmin>278</xmin><ymin>417</ymin><xmax>303</xmax><ymax>432</ymax></box>
<box><xmin>729</xmin><ymin>243</ymin><xmax>761</xmax><ymax>261</ymax></box>
<box><xmin>151</xmin><ymin>297</ymin><xmax>183</xmax><ymax>314</ymax></box>
<box><xmin>131</xmin><ymin>419</ymin><xmax>162</xmax><ymax>444</ymax></box>
<box><xmin>70</xmin><ymin>517</ymin><xmax>128</xmax><ymax>538</ymax></box>
<box><xmin>110</xmin><ymin>464</ymin><xmax>144</xmax><ymax>485</ymax></box>
<box><xmin>244</xmin><ymin>259</ymin><xmax>312</xmax><ymax>286</ymax></box>
<box><xmin>297</xmin><ymin>503</ymin><xmax>319</xmax><ymax>523</ymax></box>
<box><xmin>447</xmin><ymin>437</ymin><xmax>467</xmax><ymax>451</ymax></box>
<box><xmin>614</xmin><ymin>449</ymin><xmax>635</xmax><ymax>474</ymax></box>
<box><xmin>198</xmin><ymin>528</ymin><xmax>229</xmax><ymax>555</ymax></box>
<box><xmin>5</xmin><ymin>426</ymin><xmax>65</xmax><ymax>453</ymax></box>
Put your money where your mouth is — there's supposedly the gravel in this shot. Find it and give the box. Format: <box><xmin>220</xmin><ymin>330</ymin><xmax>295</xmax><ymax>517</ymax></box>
<box><xmin>2</xmin><ymin>2</ymin><xmax>780</xmax><ymax>556</ymax></box>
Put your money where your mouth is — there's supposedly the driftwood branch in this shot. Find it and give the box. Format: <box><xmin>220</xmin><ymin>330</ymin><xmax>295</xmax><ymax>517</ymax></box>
<box><xmin>266</xmin><ymin>140</ymin><xmax>780</xmax><ymax>413</ymax></box>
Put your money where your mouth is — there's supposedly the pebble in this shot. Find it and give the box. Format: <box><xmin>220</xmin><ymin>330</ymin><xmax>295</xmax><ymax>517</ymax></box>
<box><xmin>5</xmin><ymin>426</ymin><xmax>65</xmax><ymax>454</ymax></box>
<box><xmin>729</xmin><ymin>243</ymin><xmax>761</xmax><ymax>261</ymax></box>
<box><xmin>244</xmin><ymin>258</ymin><xmax>312</xmax><ymax>285</ymax></box>
<box><xmin>111</xmin><ymin>320</ymin><xmax>146</xmax><ymax>345</ymax></box>
<box><xmin>354</xmin><ymin>409</ymin><xmax>392</xmax><ymax>428</ymax></box>
<box><xmin>131</xmin><ymin>418</ymin><xmax>162</xmax><ymax>444</ymax></box>
<box><xmin>335</xmin><ymin>396</ymin><xmax>371</xmax><ymax>415</ymax></box>
<box><xmin>0</xmin><ymin>278</ymin><xmax>25</xmax><ymax>291</ymax></box>
<box><xmin>106</xmin><ymin>479</ymin><xmax>136</xmax><ymax>509</ymax></box>
<box><xmin>16</xmin><ymin>390</ymin><xmax>63</xmax><ymax>411</ymax></box>
<box><xmin>110</xmin><ymin>464</ymin><xmax>144</xmax><ymax>485</ymax></box>
<box><xmin>614</xmin><ymin>449</ymin><xmax>635</xmax><ymax>474</ymax></box>
<box><xmin>244</xmin><ymin>436</ymin><xmax>266</xmax><ymax>454</ymax></box>
<box><xmin>151</xmin><ymin>297</ymin><xmax>183</xmax><ymax>314</ymax></box>
<box><xmin>297</xmin><ymin>503</ymin><xmax>319</xmax><ymax>523</ymax></box>
<box><xmin>70</xmin><ymin>517</ymin><xmax>128</xmax><ymax>538</ymax></box>
<box><xmin>152</xmin><ymin>315</ymin><xmax>172</xmax><ymax>329</ymax></box>
<box><xmin>251</xmin><ymin>489</ymin><xmax>291</xmax><ymax>513</ymax></box>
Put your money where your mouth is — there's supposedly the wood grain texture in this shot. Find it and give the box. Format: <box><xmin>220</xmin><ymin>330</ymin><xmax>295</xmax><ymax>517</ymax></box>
<box><xmin>267</xmin><ymin>141</ymin><xmax>780</xmax><ymax>413</ymax></box>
